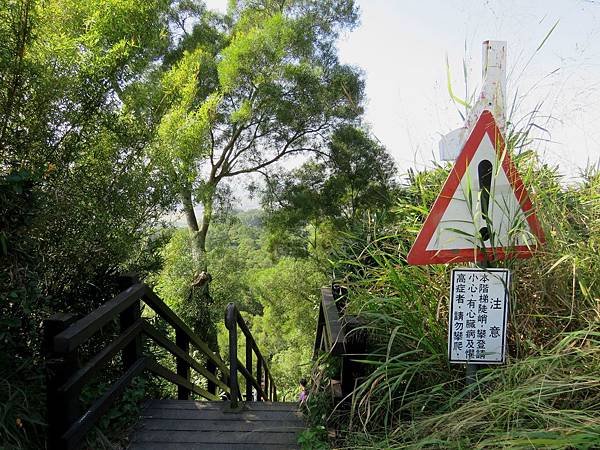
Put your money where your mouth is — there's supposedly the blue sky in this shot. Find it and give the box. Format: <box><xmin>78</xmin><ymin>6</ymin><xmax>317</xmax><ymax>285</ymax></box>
<box><xmin>205</xmin><ymin>0</ymin><xmax>600</xmax><ymax>179</ymax></box>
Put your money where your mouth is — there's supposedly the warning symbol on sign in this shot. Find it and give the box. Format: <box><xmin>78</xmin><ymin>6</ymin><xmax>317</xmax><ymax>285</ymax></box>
<box><xmin>407</xmin><ymin>110</ymin><xmax>544</xmax><ymax>265</ymax></box>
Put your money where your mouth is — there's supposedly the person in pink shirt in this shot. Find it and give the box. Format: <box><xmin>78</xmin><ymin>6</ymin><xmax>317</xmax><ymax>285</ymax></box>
<box><xmin>298</xmin><ymin>378</ymin><xmax>308</xmax><ymax>404</ymax></box>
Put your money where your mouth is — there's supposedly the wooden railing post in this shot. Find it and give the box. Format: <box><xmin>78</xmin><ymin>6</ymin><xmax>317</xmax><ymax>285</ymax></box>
<box><xmin>245</xmin><ymin>336</ymin><xmax>253</xmax><ymax>401</ymax></box>
<box><xmin>264</xmin><ymin>372</ymin><xmax>269</xmax><ymax>401</ymax></box>
<box><xmin>44</xmin><ymin>313</ymin><xmax>78</xmax><ymax>450</ymax></box>
<box><xmin>225</xmin><ymin>303</ymin><xmax>240</xmax><ymax>408</ymax></box>
<box><xmin>257</xmin><ymin>358</ymin><xmax>263</xmax><ymax>401</ymax></box>
<box><xmin>206</xmin><ymin>359</ymin><xmax>217</xmax><ymax>395</ymax></box>
<box><xmin>176</xmin><ymin>329</ymin><xmax>191</xmax><ymax>400</ymax></box>
<box><xmin>118</xmin><ymin>275</ymin><xmax>142</xmax><ymax>371</ymax></box>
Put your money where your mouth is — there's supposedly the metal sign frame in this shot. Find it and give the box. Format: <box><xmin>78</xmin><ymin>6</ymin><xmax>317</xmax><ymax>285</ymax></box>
<box><xmin>448</xmin><ymin>267</ymin><xmax>510</xmax><ymax>364</ymax></box>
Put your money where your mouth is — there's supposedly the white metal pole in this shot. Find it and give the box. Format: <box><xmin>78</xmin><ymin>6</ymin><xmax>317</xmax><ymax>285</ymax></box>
<box><xmin>440</xmin><ymin>40</ymin><xmax>507</xmax><ymax>161</ymax></box>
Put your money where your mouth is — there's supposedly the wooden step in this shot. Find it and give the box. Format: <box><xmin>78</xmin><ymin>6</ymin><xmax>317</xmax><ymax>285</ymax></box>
<box><xmin>128</xmin><ymin>401</ymin><xmax>305</xmax><ymax>450</ymax></box>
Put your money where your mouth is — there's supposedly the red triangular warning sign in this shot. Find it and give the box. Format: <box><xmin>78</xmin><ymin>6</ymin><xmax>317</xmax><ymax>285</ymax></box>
<box><xmin>407</xmin><ymin>110</ymin><xmax>544</xmax><ymax>265</ymax></box>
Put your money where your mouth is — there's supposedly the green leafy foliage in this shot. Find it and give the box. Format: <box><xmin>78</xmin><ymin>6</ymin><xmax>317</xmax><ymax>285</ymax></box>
<box><xmin>244</xmin><ymin>256</ymin><xmax>326</xmax><ymax>397</ymax></box>
<box><xmin>321</xmin><ymin>161</ymin><xmax>600</xmax><ymax>448</ymax></box>
<box><xmin>152</xmin><ymin>0</ymin><xmax>363</xmax><ymax>256</ymax></box>
<box><xmin>298</xmin><ymin>425</ymin><xmax>330</xmax><ymax>450</ymax></box>
<box><xmin>0</xmin><ymin>0</ymin><xmax>173</xmax><ymax>447</ymax></box>
<box><xmin>154</xmin><ymin>211</ymin><xmax>325</xmax><ymax>394</ymax></box>
<box><xmin>262</xmin><ymin>125</ymin><xmax>399</xmax><ymax>259</ymax></box>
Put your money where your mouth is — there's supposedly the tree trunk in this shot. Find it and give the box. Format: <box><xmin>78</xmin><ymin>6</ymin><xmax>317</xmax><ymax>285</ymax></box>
<box><xmin>197</xmin><ymin>197</ymin><xmax>212</xmax><ymax>254</ymax></box>
<box><xmin>181</xmin><ymin>186</ymin><xmax>204</xmax><ymax>259</ymax></box>
<box><xmin>179</xmin><ymin>184</ymin><xmax>219</xmax><ymax>349</ymax></box>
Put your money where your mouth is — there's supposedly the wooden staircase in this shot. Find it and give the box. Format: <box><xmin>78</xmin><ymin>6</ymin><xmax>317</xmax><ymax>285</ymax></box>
<box><xmin>43</xmin><ymin>282</ymin><xmax>359</xmax><ymax>450</ymax></box>
<box><xmin>44</xmin><ymin>280</ymin><xmax>286</xmax><ymax>450</ymax></box>
<box><xmin>129</xmin><ymin>400</ymin><xmax>304</xmax><ymax>450</ymax></box>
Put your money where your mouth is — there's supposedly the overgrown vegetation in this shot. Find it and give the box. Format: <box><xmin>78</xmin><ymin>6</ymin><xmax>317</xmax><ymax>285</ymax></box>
<box><xmin>315</xmin><ymin>158</ymin><xmax>600</xmax><ymax>448</ymax></box>
<box><xmin>2</xmin><ymin>0</ymin><xmax>362</xmax><ymax>446</ymax></box>
<box><xmin>2</xmin><ymin>0</ymin><xmax>598</xmax><ymax>449</ymax></box>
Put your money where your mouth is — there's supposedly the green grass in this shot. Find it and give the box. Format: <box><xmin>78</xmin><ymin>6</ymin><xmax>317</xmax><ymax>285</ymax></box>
<box><xmin>323</xmin><ymin>159</ymin><xmax>600</xmax><ymax>449</ymax></box>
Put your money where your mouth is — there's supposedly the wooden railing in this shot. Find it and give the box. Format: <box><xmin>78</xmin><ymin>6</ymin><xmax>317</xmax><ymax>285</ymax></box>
<box><xmin>313</xmin><ymin>286</ymin><xmax>367</xmax><ymax>398</ymax></box>
<box><xmin>225</xmin><ymin>303</ymin><xmax>277</xmax><ymax>408</ymax></box>
<box><xmin>44</xmin><ymin>279</ymin><xmax>273</xmax><ymax>450</ymax></box>
<box><xmin>314</xmin><ymin>287</ymin><xmax>347</xmax><ymax>357</ymax></box>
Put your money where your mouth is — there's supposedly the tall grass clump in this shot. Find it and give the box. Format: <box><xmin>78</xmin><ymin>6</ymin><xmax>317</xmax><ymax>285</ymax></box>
<box><xmin>327</xmin><ymin>154</ymin><xmax>599</xmax><ymax>448</ymax></box>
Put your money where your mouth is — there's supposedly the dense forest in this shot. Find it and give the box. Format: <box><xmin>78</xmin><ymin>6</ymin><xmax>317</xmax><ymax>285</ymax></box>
<box><xmin>1</xmin><ymin>0</ymin><xmax>599</xmax><ymax>449</ymax></box>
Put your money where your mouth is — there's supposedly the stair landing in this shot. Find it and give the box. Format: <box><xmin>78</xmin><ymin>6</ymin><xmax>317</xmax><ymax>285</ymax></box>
<box><xmin>128</xmin><ymin>400</ymin><xmax>305</xmax><ymax>450</ymax></box>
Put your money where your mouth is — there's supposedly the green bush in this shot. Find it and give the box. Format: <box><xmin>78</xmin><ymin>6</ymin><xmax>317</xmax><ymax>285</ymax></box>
<box><xmin>324</xmin><ymin>162</ymin><xmax>600</xmax><ymax>448</ymax></box>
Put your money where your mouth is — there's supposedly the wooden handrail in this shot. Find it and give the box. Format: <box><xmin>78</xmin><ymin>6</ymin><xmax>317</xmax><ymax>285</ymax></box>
<box><xmin>61</xmin><ymin>358</ymin><xmax>149</xmax><ymax>450</ymax></box>
<box><xmin>314</xmin><ymin>287</ymin><xmax>346</xmax><ymax>357</ymax></box>
<box><xmin>52</xmin><ymin>284</ymin><xmax>229</xmax><ymax>376</ymax></box>
<box><xmin>142</xmin><ymin>286</ymin><xmax>229</xmax><ymax>375</ymax></box>
<box><xmin>141</xmin><ymin>321</ymin><xmax>230</xmax><ymax>394</ymax></box>
<box><xmin>313</xmin><ymin>285</ymin><xmax>370</xmax><ymax>399</ymax></box>
<box><xmin>53</xmin><ymin>284</ymin><xmax>146</xmax><ymax>353</ymax></box>
<box><xmin>57</xmin><ymin>320</ymin><xmax>144</xmax><ymax>399</ymax></box>
<box><xmin>45</xmin><ymin>281</ymin><xmax>274</xmax><ymax>450</ymax></box>
<box><xmin>225</xmin><ymin>302</ymin><xmax>277</xmax><ymax>408</ymax></box>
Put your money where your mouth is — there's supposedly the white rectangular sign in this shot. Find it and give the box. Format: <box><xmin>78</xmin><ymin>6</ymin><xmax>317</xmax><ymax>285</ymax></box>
<box><xmin>448</xmin><ymin>268</ymin><xmax>510</xmax><ymax>364</ymax></box>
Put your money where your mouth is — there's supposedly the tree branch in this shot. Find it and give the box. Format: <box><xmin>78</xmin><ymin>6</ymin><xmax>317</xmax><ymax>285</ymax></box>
<box><xmin>223</xmin><ymin>121</ymin><xmax>332</xmax><ymax>177</ymax></box>
<box><xmin>225</xmin><ymin>147</ymin><xmax>313</xmax><ymax>177</ymax></box>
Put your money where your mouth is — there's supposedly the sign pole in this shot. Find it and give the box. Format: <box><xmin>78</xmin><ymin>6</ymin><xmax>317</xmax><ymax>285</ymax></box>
<box><xmin>440</xmin><ymin>40</ymin><xmax>507</xmax><ymax>162</ymax></box>
<box><xmin>465</xmin><ymin>261</ymin><xmax>489</xmax><ymax>386</ymax></box>
<box><xmin>465</xmin><ymin>41</ymin><xmax>505</xmax><ymax>387</ymax></box>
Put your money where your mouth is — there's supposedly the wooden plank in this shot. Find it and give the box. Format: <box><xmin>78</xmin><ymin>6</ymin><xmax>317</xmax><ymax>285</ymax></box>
<box><xmin>226</xmin><ymin>305</ymin><xmax>241</xmax><ymax>407</ymax></box>
<box><xmin>54</xmin><ymin>284</ymin><xmax>146</xmax><ymax>352</ymax></box>
<box><xmin>234</xmin><ymin>311</ymin><xmax>267</xmax><ymax>369</ymax></box>
<box><xmin>58</xmin><ymin>320</ymin><xmax>143</xmax><ymax>397</ymax></box>
<box><xmin>120</xmin><ymin>298</ymin><xmax>142</xmax><ymax>370</ymax></box>
<box><xmin>206</xmin><ymin>359</ymin><xmax>217</xmax><ymax>395</ymax></box>
<box><xmin>140</xmin><ymin>408</ymin><xmax>302</xmax><ymax>421</ymax></box>
<box><xmin>44</xmin><ymin>313</ymin><xmax>79</xmax><ymax>450</ymax></box>
<box><xmin>147</xmin><ymin>360</ymin><xmax>220</xmax><ymax>401</ymax></box>
<box><xmin>132</xmin><ymin>430</ymin><xmax>300</xmax><ymax>444</ymax></box>
<box><xmin>142</xmin><ymin>400</ymin><xmax>226</xmax><ymax>410</ymax></box>
<box><xmin>129</xmin><ymin>400</ymin><xmax>305</xmax><ymax>450</ymax></box>
<box><xmin>245</xmin><ymin>335</ymin><xmax>252</xmax><ymax>401</ymax></box>
<box><xmin>137</xmin><ymin>418</ymin><xmax>304</xmax><ymax>432</ymax></box>
<box><xmin>130</xmin><ymin>443</ymin><xmax>299</xmax><ymax>450</ymax></box>
<box><xmin>143</xmin><ymin>400</ymin><xmax>299</xmax><ymax>411</ymax></box>
<box><xmin>321</xmin><ymin>287</ymin><xmax>345</xmax><ymax>355</ymax></box>
<box><xmin>313</xmin><ymin>302</ymin><xmax>325</xmax><ymax>357</ymax></box>
<box><xmin>142</xmin><ymin>323</ymin><xmax>230</xmax><ymax>394</ymax></box>
<box><xmin>176</xmin><ymin>329</ymin><xmax>190</xmax><ymax>400</ymax></box>
<box><xmin>146</xmin><ymin>360</ymin><xmax>220</xmax><ymax>401</ymax></box>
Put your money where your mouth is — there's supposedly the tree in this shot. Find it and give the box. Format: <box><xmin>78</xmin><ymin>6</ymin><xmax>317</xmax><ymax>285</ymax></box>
<box><xmin>1</xmin><ymin>0</ymin><xmax>175</xmax><ymax>446</ymax></box>
<box><xmin>154</xmin><ymin>0</ymin><xmax>364</xmax><ymax>265</ymax></box>
<box><xmin>261</xmin><ymin>124</ymin><xmax>399</xmax><ymax>257</ymax></box>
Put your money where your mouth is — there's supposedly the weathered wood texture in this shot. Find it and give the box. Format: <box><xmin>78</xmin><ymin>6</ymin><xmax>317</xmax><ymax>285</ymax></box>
<box><xmin>313</xmin><ymin>287</ymin><xmax>346</xmax><ymax>357</ymax></box>
<box><xmin>45</xmin><ymin>279</ymin><xmax>286</xmax><ymax>449</ymax></box>
<box><xmin>313</xmin><ymin>286</ymin><xmax>368</xmax><ymax>398</ymax></box>
<box><xmin>225</xmin><ymin>303</ymin><xmax>276</xmax><ymax>407</ymax></box>
<box><xmin>44</xmin><ymin>281</ymin><xmax>234</xmax><ymax>449</ymax></box>
<box><xmin>129</xmin><ymin>401</ymin><xmax>304</xmax><ymax>450</ymax></box>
